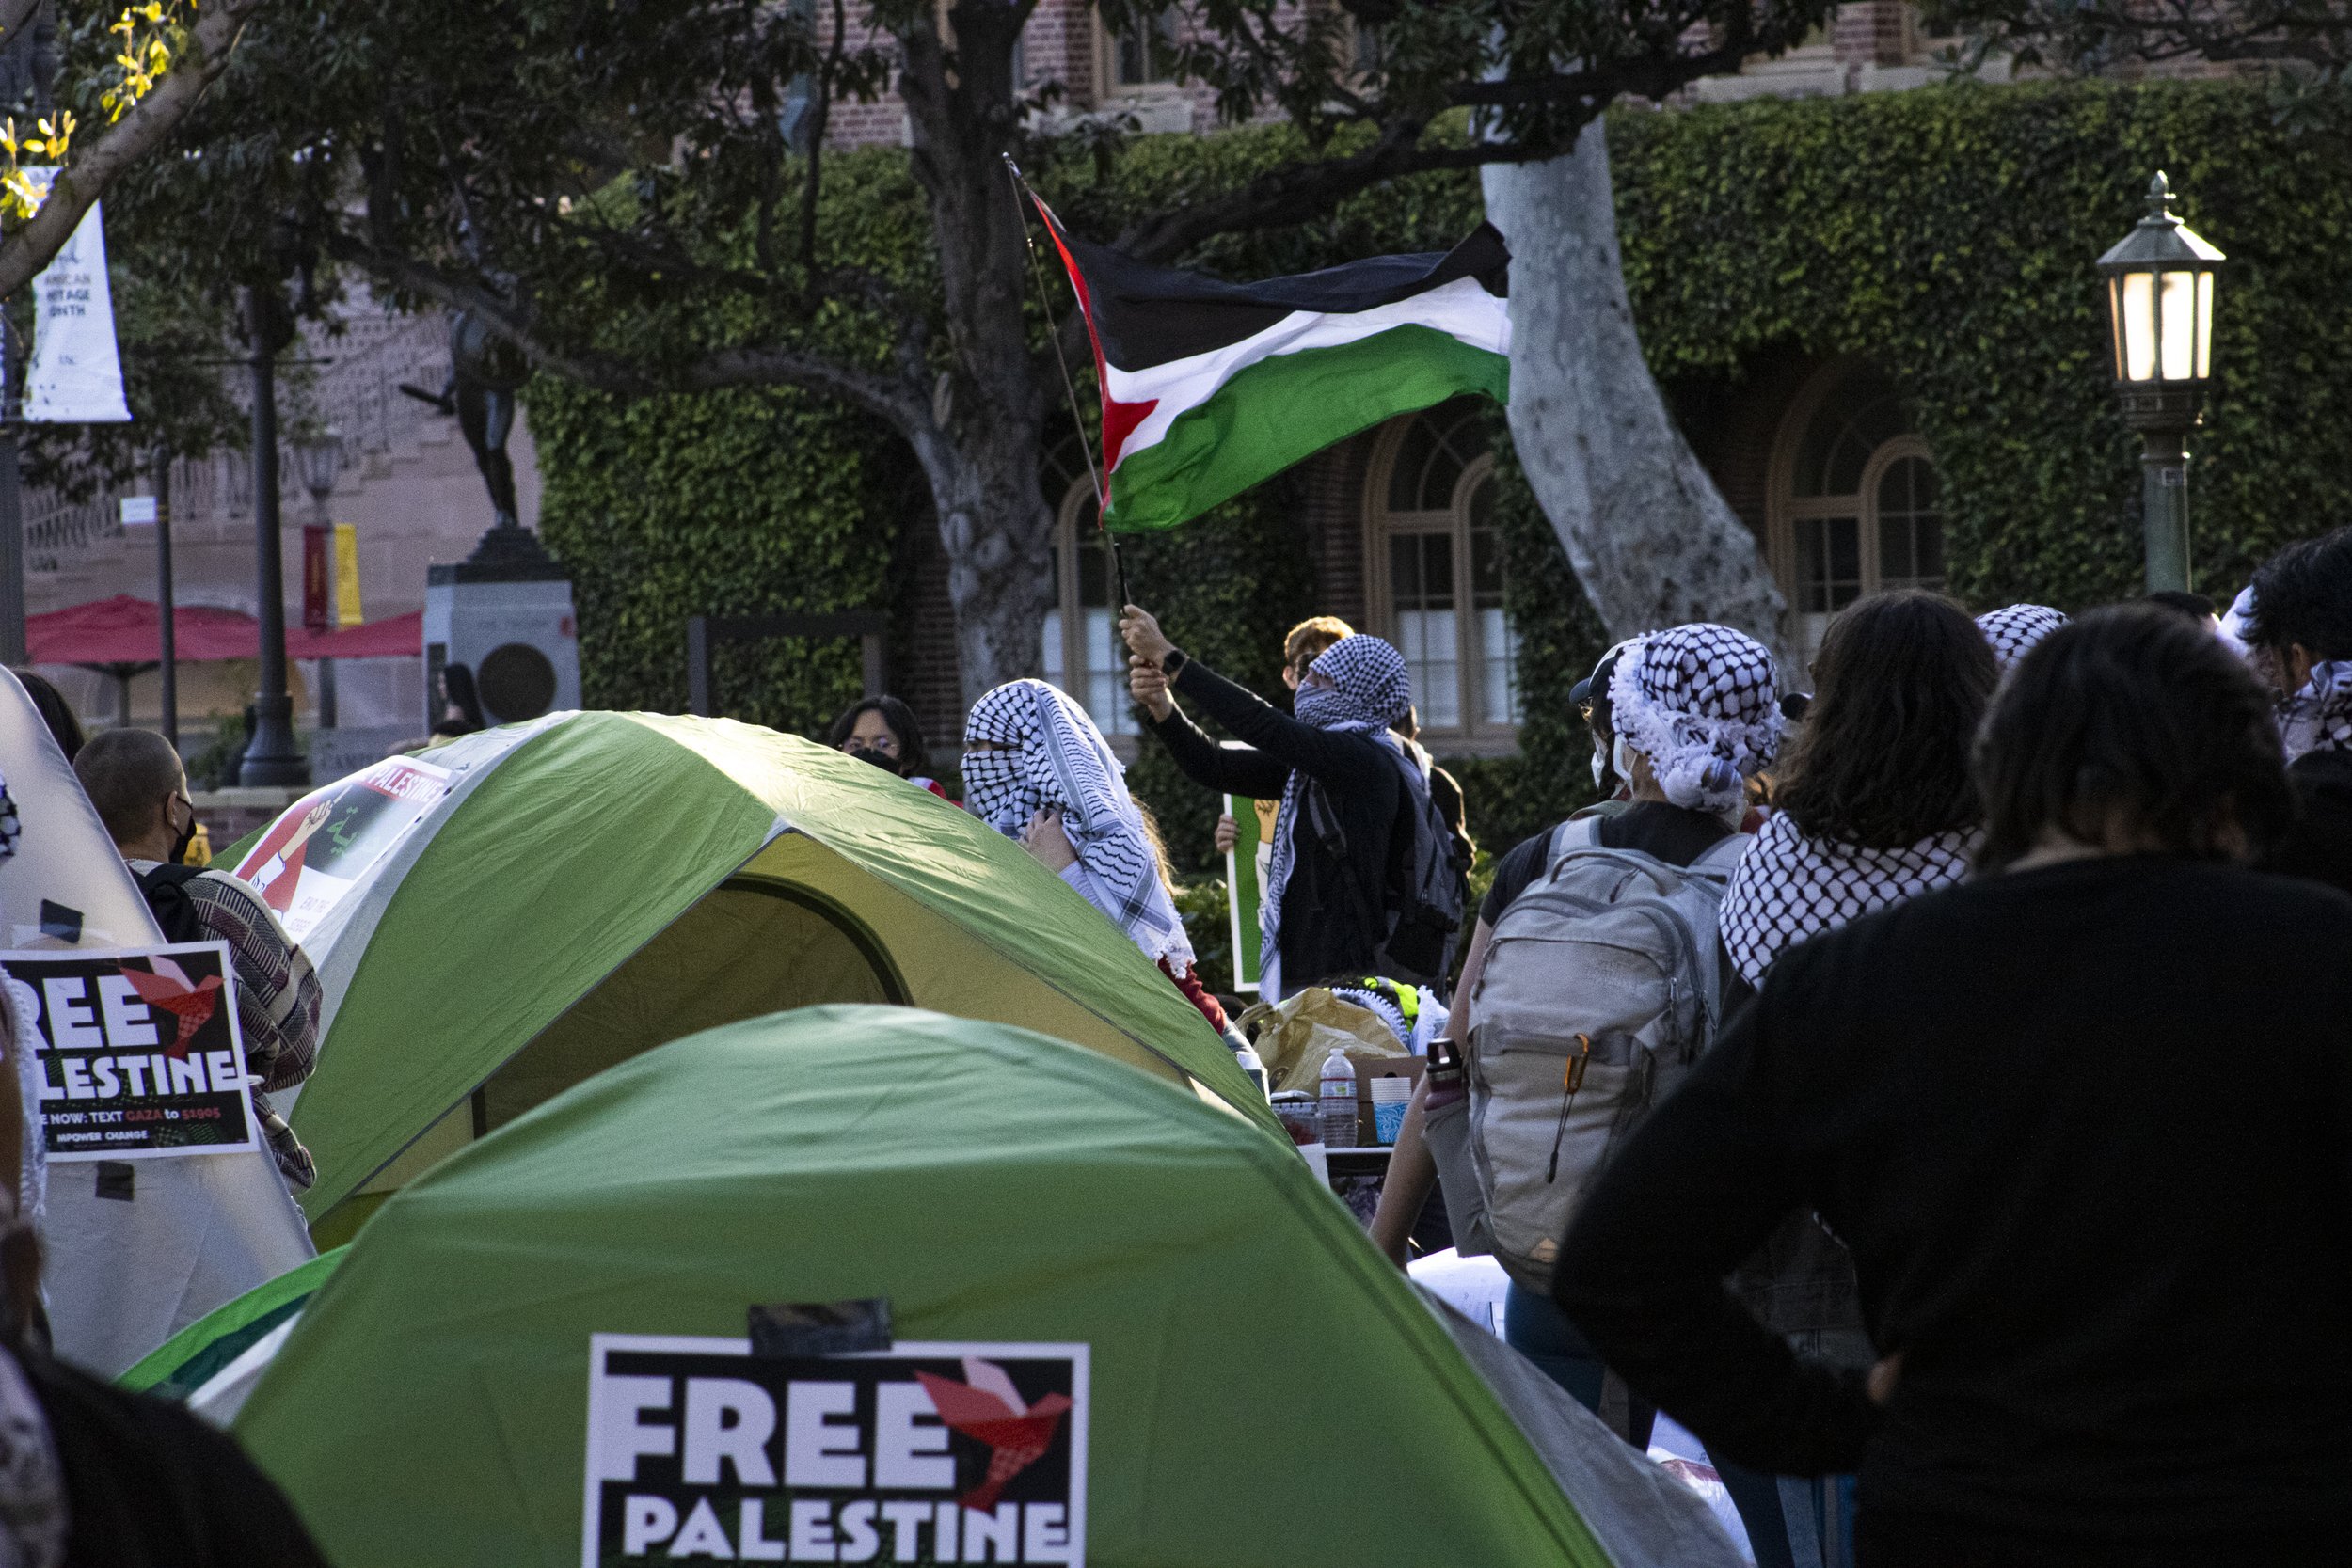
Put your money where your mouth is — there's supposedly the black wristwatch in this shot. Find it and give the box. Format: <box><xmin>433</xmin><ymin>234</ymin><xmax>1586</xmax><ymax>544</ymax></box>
<box><xmin>1161</xmin><ymin>647</ymin><xmax>1189</xmax><ymax>679</ymax></box>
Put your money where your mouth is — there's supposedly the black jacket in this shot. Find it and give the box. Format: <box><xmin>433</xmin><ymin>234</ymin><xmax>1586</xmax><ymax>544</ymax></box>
<box><xmin>2264</xmin><ymin>748</ymin><xmax>2352</xmax><ymax>900</ymax></box>
<box><xmin>1554</xmin><ymin>856</ymin><xmax>2352</xmax><ymax>1545</ymax></box>
<box><xmin>28</xmin><ymin>1349</ymin><xmax>329</xmax><ymax>1567</ymax></box>
<box><xmin>1145</xmin><ymin>655</ymin><xmax>1403</xmax><ymax>990</ymax></box>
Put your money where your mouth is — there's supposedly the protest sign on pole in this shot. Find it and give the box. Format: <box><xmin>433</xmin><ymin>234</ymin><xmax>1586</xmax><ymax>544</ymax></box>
<box><xmin>1222</xmin><ymin>791</ymin><xmax>1279</xmax><ymax>993</ymax></box>
<box><xmin>19</xmin><ymin>168</ymin><xmax>132</xmax><ymax>424</ymax></box>
<box><xmin>3</xmin><ymin>942</ymin><xmax>262</xmax><ymax>1163</ymax></box>
<box><xmin>233</xmin><ymin>754</ymin><xmax>452</xmax><ymax>942</ymax></box>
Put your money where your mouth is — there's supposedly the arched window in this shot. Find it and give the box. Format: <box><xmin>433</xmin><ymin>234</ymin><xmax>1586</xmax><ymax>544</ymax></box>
<box><xmin>1770</xmin><ymin>364</ymin><xmax>1946</xmax><ymax>660</ymax></box>
<box><xmin>1041</xmin><ymin>438</ymin><xmax>1136</xmax><ymax>737</ymax></box>
<box><xmin>1365</xmin><ymin>400</ymin><xmax>1517</xmax><ymax>742</ymax></box>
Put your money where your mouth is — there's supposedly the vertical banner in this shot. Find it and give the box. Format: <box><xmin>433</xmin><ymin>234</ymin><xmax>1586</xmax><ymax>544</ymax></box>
<box><xmin>333</xmin><ymin>522</ymin><xmax>363</xmax><ymax>626</ymax></box>
<box><xmin>20</xmin><ymin>168</ymin><xmax>132</xmax><ymax>424</ymax></box>
<box><xmin>1221</xmin><ymin>790</ymin><xmax>1279</xmax><ymax>994</ymax></box>
<box><xmin>2</xmin><ymin>942</ymin><xmax>262</xmax><ymax>1162</ymax></box>
<box><xmin>302</xmin><ymin>525</ymin><xmax>330</xmax><ymax>632</ymax></box>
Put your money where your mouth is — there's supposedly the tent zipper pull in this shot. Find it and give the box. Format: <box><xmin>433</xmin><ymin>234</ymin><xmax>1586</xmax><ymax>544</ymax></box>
<box><xmin>1545</xmin><ymin>1034</ymin><xmax>1591</xmax><ymax>1184</ymax></box>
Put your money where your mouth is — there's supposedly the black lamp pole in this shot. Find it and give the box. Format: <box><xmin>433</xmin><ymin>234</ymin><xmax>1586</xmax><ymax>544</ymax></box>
<box><xmin>238</xmin><ymin>283</ymin><xmax>307</xmax><ymax>785</ymax></box>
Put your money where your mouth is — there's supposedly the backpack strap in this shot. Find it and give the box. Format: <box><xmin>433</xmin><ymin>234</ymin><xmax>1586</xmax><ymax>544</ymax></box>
<box><xmin>135</xmin><ymin>863</ymin><xmax>211</xmax><ymax>944</ymax></box>
<box><xmin>1546</xmin><ymin>814</ymin><xmax>1603</xmax><ymax>869</ymax></box>
<box><xmin>1686</xmin><ymin>831</ymin><xmax>1755</xmax><ymax>880</ymax></box>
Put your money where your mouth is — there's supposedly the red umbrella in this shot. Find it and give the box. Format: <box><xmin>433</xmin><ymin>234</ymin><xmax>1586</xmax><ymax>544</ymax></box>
<box><xmin>28</xmin><ymin>594</ymin><xmax>262</xmax><ymax>665</ymax></box>
<box><xmin>27</xmin><ymin>595</ymin><xmax>421</xmax><ymax>665</ymax></box>
<box><xmin>28</xmin><ymin>595</ymin><xmax>424</xmax><ymax>726</ymax></box>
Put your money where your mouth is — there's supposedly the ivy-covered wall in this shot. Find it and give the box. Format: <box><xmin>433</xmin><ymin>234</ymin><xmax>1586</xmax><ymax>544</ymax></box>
<box><xmin>532</xmin><ymin>78</ymin><xmax>2352</xmax><ymax>875</ymax></box>
<box><xmin>1612</xmin><ymin>79</ymin><xmax>2352</xmax><ymax>609</ymax></box>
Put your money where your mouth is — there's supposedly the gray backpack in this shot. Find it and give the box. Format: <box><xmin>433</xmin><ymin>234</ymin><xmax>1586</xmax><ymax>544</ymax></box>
<box><xmin>1464</xmin><ymin>816</ymin><xmax>1748</xmax><ymax>1295</ymax></box>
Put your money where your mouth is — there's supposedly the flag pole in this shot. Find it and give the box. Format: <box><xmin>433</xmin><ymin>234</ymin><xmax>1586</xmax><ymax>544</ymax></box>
<box><xmin>1002</xmin><ymin>154</ymin><xmax>1131</xmax><ymax>614</ymax></box>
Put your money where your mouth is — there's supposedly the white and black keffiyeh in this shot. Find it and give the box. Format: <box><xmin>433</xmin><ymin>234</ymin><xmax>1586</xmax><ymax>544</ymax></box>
<box><xmin>2279</xmin><ymin>659</ymin><xmax>2352</xmax><ymax>764</ymax></box>
<box><xmin>1262</xmin><ymin>635</ymin><xmax>1411</xmax><ymax>999</ymax></box>
<box><xmin>1975</xmin><ymin>604</ymin><xmax>2068</xmax><ymax>673</ymax></box>
<box><xmin>963</xmin><ymin>680</ymin><xmax>1193</xmax><ymax>967</ymax></box>
<box><xmin>1720</xmin><ymin>812</ymin><xmax>1977</xmax><ymax>987</ymax></box>
<box><xmin>1607</xmin><ymin>625</ymin><xmax>1782</xmax><ymax>816</ymax></box>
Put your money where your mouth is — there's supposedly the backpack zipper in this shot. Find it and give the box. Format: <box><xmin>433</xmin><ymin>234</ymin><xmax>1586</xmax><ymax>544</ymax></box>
<box><xmin>1545</xmin><ymin>1033</ymin><xmax>1592</xmax><ymax>1183</ymax></box>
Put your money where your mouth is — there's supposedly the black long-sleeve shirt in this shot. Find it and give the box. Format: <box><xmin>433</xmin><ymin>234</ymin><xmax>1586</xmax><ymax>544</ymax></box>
<box><xmin>2265</xmin><ymin>749</ymin><xmax>2352</xmax><ymax>900</ymax></box>
<box><xmin>1554</xmin><ymin>855</ymin><xmax>2352</xmax><ymax>1543</ymax></box>
<box><xmin>1144</xmin><ymin>654</ymin><xmax>1402</xmax><ymax>990</ymax></box>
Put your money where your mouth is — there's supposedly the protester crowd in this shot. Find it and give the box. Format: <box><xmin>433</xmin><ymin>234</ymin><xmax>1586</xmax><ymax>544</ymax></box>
<box><xmin>2</xmin><ymin>510</ymin><xmax>2348</xmax><ymax>1565</ymax></box>
<box><xmin>1059</xmin><ymin>523</ymin><xmax>2348</xmax><ymax>1568</ymax></box>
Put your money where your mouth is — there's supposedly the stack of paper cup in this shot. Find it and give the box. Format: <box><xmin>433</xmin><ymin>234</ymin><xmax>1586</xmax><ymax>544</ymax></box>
<box><xmin>1370</xmin><ymin>1073</ymin><xmax>1415</xmax><ymax>1146</ymax></box>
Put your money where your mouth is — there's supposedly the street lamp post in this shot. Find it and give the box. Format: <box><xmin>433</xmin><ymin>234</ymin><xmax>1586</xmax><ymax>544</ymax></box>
<box><xmin>2097</xmin><ymin>171</ymin><xmax>2226</xmax><ymax>595</ymax></box>
<box><xmin>294</xmin><ymin>427</ymin><xmax>341</xmax><ymax>732</ymax></box>
<box><xmin>238</xmin><ymin>282</ymin><xmax>308</xmax><ymax>786</ymax></box>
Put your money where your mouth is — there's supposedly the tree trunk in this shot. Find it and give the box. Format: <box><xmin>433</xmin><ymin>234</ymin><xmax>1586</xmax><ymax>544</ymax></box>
<box><xmin>928</xmin><ymin>421</ymin><xmax>1058</xmax><ymax>711</ymax></box>
<box><xmin>1482</xmin><ymin>124</ymin><xmax>1793</xmax><ymax>674</ymax></box>
<box><xmin>898</xmin><ymin>8</ymin><xmax>1060</xmax><ymax>709</ymax></box>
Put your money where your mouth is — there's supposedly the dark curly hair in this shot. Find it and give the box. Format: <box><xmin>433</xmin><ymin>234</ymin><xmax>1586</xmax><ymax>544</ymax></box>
<box><xmin>1976</xmin><ymin>605</ymin><xmax>2293</xmax><ymax>872</ymax></box>
<box><xmin>2247</xmin><ymin>525</ymin><xmax>2352</xmax><ymax>663</ymax></box>
<box><xmin>1773</xmin><ymin>591</ymin><xmax>1996</xmax><ymax>848</ymax></box>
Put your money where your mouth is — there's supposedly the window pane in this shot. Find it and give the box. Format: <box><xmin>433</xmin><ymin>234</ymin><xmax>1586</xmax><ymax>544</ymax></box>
<box><xmin>1041</xmin><ymin>608</ymin><xmax>1065</xmax><ymax>685</ymax></box>
<box><xmin>1477</xmin><ymin>605</ymin><xmax>1518</xmax><ymax>725</ymax></box>
<box><xmin>1399</xmin><ymin>610</ymin><xmax>1461</xmax><ymax>729</ymax></box>
<box><xmin>1793</xmin><ymin>372</ymin><xmax>1912</xmax><ymax>498</ymax></box>
<box><xmin>1872</xmin><ymin>454</ymin><xmax>1947</xmax><ymax>594</ymax></box>
<box><xmin>1795</xmin><ymin>515</ymin><xmax>1864</xmax><ymax>613</ymax></box>
<box><xmin>1081</xmin><ymin>607</ymin><xmax>1135</xmax><ymax>736</ymax></box>
<box><xmin>1390</xmin><ymin>530</ymin><xmax>1460</xmax><ymax>729</ymax></box>
<box><xmin>1385</xmin><ymin>399</ymin><xmax>1486</xmax><ymax>513</ymax></box>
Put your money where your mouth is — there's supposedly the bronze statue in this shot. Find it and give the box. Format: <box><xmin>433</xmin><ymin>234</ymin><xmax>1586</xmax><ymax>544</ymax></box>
<box><xmin>400</xmin><ymin>309</ymin><xmax>531</xmax><ymax>530</ymax></box>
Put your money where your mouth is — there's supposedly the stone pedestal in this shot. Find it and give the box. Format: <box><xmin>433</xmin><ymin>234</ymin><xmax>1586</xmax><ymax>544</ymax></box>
<box><xmin>422</xmin><ymin>522</ymin><xmax>580</xmax><ymax>733</ymax></box>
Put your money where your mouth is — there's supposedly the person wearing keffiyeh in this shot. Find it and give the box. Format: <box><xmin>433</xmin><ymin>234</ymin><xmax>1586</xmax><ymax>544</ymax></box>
<box><xmin>962</xmin><ymin>680</ymin><xmax>1230</xmax><ymax>1033</ymax></box>
<box><xmin>2243</xmin><ymin>527</ymin><xmax>2352</xmax><ymax>897</ymax></box>
<box><xmin>1974</xmin><ymin>603</ymin><xmax>2068</xmax><ymax>674</ymax></box>
<box><xmin>1722</xmin><ymin>592</ymin><xmax>1996</xmax><ymax>991</ymax></box>
<box><xmin>1122</xmin><ymin>607</ymin><xmax>1416</xmax><ymax>1001</ymax></box>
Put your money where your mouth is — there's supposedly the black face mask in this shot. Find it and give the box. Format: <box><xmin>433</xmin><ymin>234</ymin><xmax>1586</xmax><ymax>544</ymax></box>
<box><xmin>167</xmin><ymin>804</ymin><xmax>198</xmax><ymax>865</ymax></box>
<box><xmin>846</xmin><ymin>746</ymin><xmax>902</xmax><ymax>775</ymax></box>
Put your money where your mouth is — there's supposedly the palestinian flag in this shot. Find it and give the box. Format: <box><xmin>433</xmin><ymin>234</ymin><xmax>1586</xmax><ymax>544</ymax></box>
<box><xmin>1029</xmin><ymin>197</ymin><xmax>1511</xmax><ymax>531</ymax></box>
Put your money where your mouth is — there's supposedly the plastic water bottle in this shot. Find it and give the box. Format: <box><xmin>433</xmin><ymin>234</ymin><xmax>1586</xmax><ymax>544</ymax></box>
<box><xmin>1317</xmin><ymin>1046</ymin><xmax>1358</xmax><ymax>1148</ymax></box>
<box><xmin>1232</xmin><ymin>1041</ymin><xmax>1269</xmax><ymax>1101</ymax></box>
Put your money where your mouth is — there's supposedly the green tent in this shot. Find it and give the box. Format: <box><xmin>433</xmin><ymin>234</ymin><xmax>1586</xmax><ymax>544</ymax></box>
<box><xmin>243</xmin><ymin>713</ymin><xmax>1272</xmax><ymax>1240</ymax></box>
<box><xmin>233</xmin><ymin>1006</ymin><xmax>1743</xmax><ymax>1567</ymax></box>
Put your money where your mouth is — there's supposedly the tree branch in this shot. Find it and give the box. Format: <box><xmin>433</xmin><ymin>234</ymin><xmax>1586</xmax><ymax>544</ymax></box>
<box><xmin>0</xmin><ymin>0</ymin><xmax>40</xmax><ymax>56</ymax></box>
<box><xmin>325</xmin><ymin>229</ymin><xmax>935</xmax><ymax>433</ymax></box>
<box><xmin>1115</xmin><ymin>37</ymin><xmax>1758</xmax><ymax>263</ymax></box>
<box><xmin>0</xmin><ymin>0</ymin><xmax>269</xmax><ymax>299</ymax></box>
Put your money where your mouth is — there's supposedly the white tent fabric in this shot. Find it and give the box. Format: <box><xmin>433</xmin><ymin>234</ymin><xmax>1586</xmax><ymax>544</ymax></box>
<box><xmin>1419</xmin><ymin>1286</ymin><xmax>1749</xmax><ymax>1568</ymax></box>
<box><xmin>0</xmin><ymin>672</ymin><xmax>314</xmax><ymax>1375</ymax></box>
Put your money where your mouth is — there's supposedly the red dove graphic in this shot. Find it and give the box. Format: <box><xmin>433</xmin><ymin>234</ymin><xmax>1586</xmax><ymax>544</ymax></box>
<box><xmin>119</xmin><ymin>957</ymin><xmax>223</xmax><ymax>1058</ymax></box>
<box><xmin>912</xmin><ymin>1360</ymin><xmax>1073</xmax><ymax>1513</ymax></box>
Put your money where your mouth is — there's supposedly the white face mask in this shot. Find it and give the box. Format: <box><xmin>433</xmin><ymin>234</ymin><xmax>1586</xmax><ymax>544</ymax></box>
<box><xmin>1590</xmin><ymin>740</ymin><xmax>1607</xmax><ymax>791</ymax></box>
<box><xmin>1612</xmin><ymin>734</ymin><xmax>1634</xmax><ymax>791</ymax></box>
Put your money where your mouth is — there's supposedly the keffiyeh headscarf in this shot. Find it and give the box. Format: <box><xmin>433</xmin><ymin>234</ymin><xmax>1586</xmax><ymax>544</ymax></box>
<box><xmin>1607</xmin><ymin>625</ymin><xmax>1783</xmax><ymax>816</ymax></box>
<box><xmin>1719</xmin><ymin>812</ymin><xmax>1977</xmax><ymax>987</ymax></box>
<box><xmin>2279</xmin><ymin>660</ymin><xmax>2352</xmax><ymax>764</ymax></box>
<box><xmin>1975</xmin><ymin>605</ymin><xmax>2068</xmax><ymax>673</ymax></box>
<box><xmin>1263</xmin><ymin>636</ymin><xmax>1412</xmax><ymax>998</ymax></box>
<box><xmin>963</xmin><ymin>680</ymin><xmax>1193</xmax><ymax>968</ymax></box>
